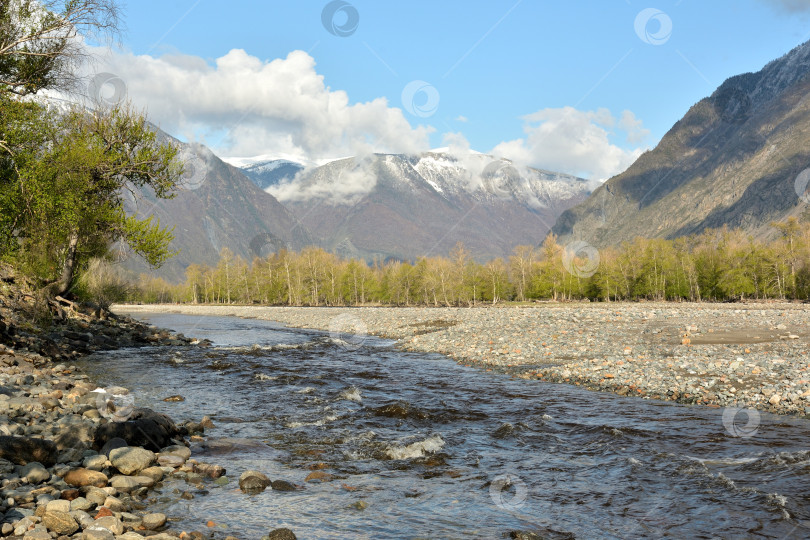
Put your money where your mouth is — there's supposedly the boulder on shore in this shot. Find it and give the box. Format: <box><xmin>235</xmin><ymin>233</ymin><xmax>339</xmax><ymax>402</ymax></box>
<box><xmin>109</xmin><ymin>446</ymin><xmax>156</xmax><ymax>475</ymax></box>
<box><xmin>0</xmin><ymin>436</ymin><xmax>57</xmax><ymax>466</ymax></box>
<box><xmin>93</xmin><ymin>408</ymin><xmax>184</xmax><ymax>452</ymax></box>
<box><xmin>63</xmin><ymin>468</ymin><xmax>109</xmax><ymax>488</ymax></box>
<box><xmin>239</xmin><ymin>470</ymin><xmax>271</xmax><ymax>494</ymax></box>
<box><xmin>268</xmin><ymin>528</ymin><xmax>297</xmax><ymax>540</ymax></box>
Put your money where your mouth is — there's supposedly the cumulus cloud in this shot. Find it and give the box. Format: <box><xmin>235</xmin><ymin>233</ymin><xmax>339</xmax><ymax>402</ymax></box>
<box><xmin>619</xmin><ymin>110</ymin><xmax>651</xmax><ymax>144</ymax></box>
<box><xmin>490</xmin><ymin>106</ymin><xmax>648</xmax><ymax>182</ymax></box>
<box><xmin>84</xmin><ymin>48</ymin><xmax>433</xmax><ymax>161</ymax></box>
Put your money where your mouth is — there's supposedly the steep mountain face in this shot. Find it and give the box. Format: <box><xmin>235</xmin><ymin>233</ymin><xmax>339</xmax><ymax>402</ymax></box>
<box><xmin>256</xmin><ymin>152</ymin><xmax>590</xmax><ymax>262</ymax></box>
<box><xmin>121</xmin><ymin>139</ymin><xmax>312</xmax><ymax>282</ymax></box>
<box><xmin>553</xmin><ymin>39</ymin><xmax>810</xmax><ymax>247</ymax></box>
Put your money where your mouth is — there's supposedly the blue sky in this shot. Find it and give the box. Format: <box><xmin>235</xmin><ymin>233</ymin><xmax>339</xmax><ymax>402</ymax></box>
<box><xmin>97</xmin><ymin>0</ymin><xmax>810</xmax><ymax>179</ymax></box>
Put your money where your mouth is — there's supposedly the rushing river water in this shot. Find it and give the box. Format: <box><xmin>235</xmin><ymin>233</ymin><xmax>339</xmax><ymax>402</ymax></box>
<box><xmin>79</xmin><ymin>312</ymin><xmax>810</xmax><ymax>539</ymax></box>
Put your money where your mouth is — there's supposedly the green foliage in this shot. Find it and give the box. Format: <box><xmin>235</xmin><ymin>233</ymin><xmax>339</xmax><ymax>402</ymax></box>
<box><xmin>129</xmin><ymin>221</ymin><xmax>810</xmax><ymax>306</ymax></box>
<box><xmin>0</xmin><ymin>0</ymin><xmax>180</xmax><ymax>302</ymax></box>
<box><xmin>1</xmin><ymin>0</ymin><xmax>119</xmax><ymax>96</ymax></box>
<box><xmin>1</xmin><ymin>102</ymin><xmax>181</xmax><ymax>290</ymax></box>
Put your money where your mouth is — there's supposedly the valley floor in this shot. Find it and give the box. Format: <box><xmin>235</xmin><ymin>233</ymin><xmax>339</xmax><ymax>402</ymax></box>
<box><xmin>115</xmin><ymin>303</ymin><xmax>810</xmax><ymax>417</ymax></box>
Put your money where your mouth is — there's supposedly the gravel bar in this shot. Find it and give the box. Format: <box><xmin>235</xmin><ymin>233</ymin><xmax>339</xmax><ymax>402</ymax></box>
<box><xmin>115</xmin><ymin>303</ymin><xmax>810</xmax><ymax>417</ymax></box>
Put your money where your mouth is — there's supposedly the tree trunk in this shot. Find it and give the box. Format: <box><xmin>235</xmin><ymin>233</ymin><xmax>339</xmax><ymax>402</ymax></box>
<box><xmin>45</xmin><ymin>232</ymin><xmax>79</xmax><ymax>298</ymax></box>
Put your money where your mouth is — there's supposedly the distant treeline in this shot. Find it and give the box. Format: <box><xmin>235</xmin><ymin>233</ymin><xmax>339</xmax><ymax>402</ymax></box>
<box><xmin>127</xmin><ymin>219</ymin><xmax>810</xmax><ymax>305</ymax></box>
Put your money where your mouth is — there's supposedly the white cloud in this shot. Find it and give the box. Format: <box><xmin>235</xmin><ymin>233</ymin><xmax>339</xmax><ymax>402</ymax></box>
<box><xmin>455</xmin><ymin>115</ymin><xmax>469</xmax><ymax>123</ymax></box>
<box><xmin>269</xmin><ymin>155</ymin><xmax>378</xmax><ymax>205</ymax></box>
<box><xmin>86</xmin><ymin>48</ymin><xmax>433</xmax><ymax>161</ymax></box>
<box><xmin>619</xmin><ymin>110</ymin><xmax>651</xmax><ymax>144</ymax></box>
<box><xmin>490</xmin><ymin>106</ymin><xmax>648</xmax><ymax>182</ymax></box>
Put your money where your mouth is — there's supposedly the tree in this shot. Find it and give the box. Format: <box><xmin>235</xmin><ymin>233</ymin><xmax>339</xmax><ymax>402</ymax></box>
<box><xmin>3</xmin><ymin>104</ymin><xmax>181</xmax><ymax>296</ymax></box>
<box><xmin>1</xmin><ymin>1</ymin><xmax>182</xmax><ymax>298</ymax></box>
<box><xmin>449</xmin><ymin>242</ymin><xmax>473</xmax><ymax>305</ymax></box>
<box><xmin>484</xmin><ymin>257</ymin><xmax>509</xmax><ymax>304</ymax></box>
<box><xmin>509</xmin><ymin>245</ymin><xmax>535</xmax><ymax>301</ymax></box>
<box><xmin>1</xmin><ymin>0</ymin><xmax>119</xmax><ymax>96</ymax></box>
<box><xmin>772</xmin><ymin>218</ymin><xmax>802</xmax><ymax>299</ymax></box>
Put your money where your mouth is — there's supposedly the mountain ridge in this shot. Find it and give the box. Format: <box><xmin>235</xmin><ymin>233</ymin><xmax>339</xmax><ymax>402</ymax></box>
<box><xmin>552</xmin><ymin>38</ymin><xmax>810</xmax><ymax>247</ymax></box>
<box><xmin>253</xmin><ymin>151</ymin><xmax>591</xmax><ymax>262</ymax></box>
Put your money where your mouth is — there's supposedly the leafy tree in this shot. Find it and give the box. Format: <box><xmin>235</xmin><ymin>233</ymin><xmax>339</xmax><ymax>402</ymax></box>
<box><xmin>0</xmin><ymin>1</ymin><xmax>183</xmax><ymax>298</ymax></box>
<box><xmin>2</xmin><ymin>104</ymin><xmax>181</xmax><ymax>296</ymax></box>
<box><xmin>1</xmin><ymin>0</ymin><xmax>119</xmax><ymax>96</ymax></box>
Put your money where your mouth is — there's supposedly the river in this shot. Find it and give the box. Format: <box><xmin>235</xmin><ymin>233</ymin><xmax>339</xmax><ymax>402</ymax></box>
<box><xmin>79</xmin><ymin>312</ymin><xmax>810</xmax><ymax>539</ymax></box>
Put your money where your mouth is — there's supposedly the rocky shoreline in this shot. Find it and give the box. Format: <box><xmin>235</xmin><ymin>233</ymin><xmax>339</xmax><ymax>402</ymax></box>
<box><xmin>116</xmin><ymin>302</ymin><xmax>810</xmax><ymax>417</ymax></box>
<box><xmin>0</xmin><ymin>267</ymin><xmax>299</xmax><ymax>540</ymax></box>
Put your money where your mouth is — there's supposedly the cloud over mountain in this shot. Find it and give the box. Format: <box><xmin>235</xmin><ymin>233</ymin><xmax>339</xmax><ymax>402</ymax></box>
<box><xmin>490</xmin><ymin>107</ymin><xmax>648</xmax><ymax>182</ymax></box>
<box><xmin>88</xmin><ymin>48</ymin><xmax>433</xmax><ymax>160</ymax></box>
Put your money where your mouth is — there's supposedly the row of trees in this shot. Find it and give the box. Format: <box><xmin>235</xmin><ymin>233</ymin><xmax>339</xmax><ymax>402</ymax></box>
<box><xmin>128</xmin><ymin>219</ymin><xmax>810</xmax><ymax>306</ymax></box>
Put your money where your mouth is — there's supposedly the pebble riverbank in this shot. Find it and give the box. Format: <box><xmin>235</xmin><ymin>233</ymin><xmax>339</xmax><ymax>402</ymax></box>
<box><xmin>0</xmin><ymin>265</ymin><xmax>300</xmax><ymax>540</ymax></box>
<box><xmin>116</xmin><ymin>303</ymin><xmax>810</xmax><ymax>417</ymax></box>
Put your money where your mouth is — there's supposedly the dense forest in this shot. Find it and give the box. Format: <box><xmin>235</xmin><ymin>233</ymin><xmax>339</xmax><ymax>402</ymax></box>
<box><xmin>127</xmin><ymin>218</ymin><xmax>810</xmax><ymax>305</ymax></box>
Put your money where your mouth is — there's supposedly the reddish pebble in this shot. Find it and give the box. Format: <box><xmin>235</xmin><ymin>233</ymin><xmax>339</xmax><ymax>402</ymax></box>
<box><xmin>96</xmin><ymin>507</ymin><xmax>113</xmax><ymax>518</ymax></box>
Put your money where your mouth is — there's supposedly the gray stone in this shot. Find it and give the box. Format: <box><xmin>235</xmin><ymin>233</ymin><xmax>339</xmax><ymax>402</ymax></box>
<box><xmin>93</xmin><ymin>408</ymin><xmax>182</xmax><ymax>452</ymax></box>
<box><xmin>20</xmin><ymin>461</ymin><xmax>50</xmax><ymax>483</ymax></box>
<box><xmin>159</xmin><ymin>444</ymin><xmax>191</xmax><ymax>460</ymax></box>
<box><xmin>103</xmin><ymin>495</ymin><xmax>125</xmax><ymax>512</ymax></box>
<box><xmin>0</xmin><ymin>457</ymin><xmax>15</xmax><ymax>473</ymax></box>
<box><xmin>82</xmin><ymin>454</ymin><xmax>108</xmax><ymax>471</ymax></box>
<box><xmin>157</xmin><ymin>453</ymin><xmax>185</xmax><ymax>467</ymax></box>
<box><xmin>84</xmin><ymin>487</ymin><xmax>107</xmax><ymax>506</ymax></box>
<box><xmin>239</xmin><ymin>470</ymin><xmax>271</xmax><ymax>494</ymax></box>
<box><xmin>22</xmin><ymin>531</ymin><xmax>51</xmax><ymax>540</ymax></box>
<box><xmin>70</xmin><ymin>496</ymin><xmax>93</xmax><ymax>511</ymax></box>
<box><xmin>93</xmin><ymin>515</ymin><xmax>124</xmax><ymax>535</ymax></box>
<box><xmin>271</xmin><ymin>479</ymin><xmax>297</xmax><ymax>491</ymax></box>
<box><xmin>110</xmin><ymin>474</ymin><xmax>154</xmax><ymax>491</ymax></box>
<box><xmin>141</xmin><ymin>512</ymin><xmax>167</xmax><ymax>530</ymax></box>
<box><xmin>109</xmin><ymin>446</ymin><xmax>156</xmax><ymax>475</ymax></box>
<box><xmin>99</xmin><ymin>437</ymin><xmax>127</xmax><ymax>458</ymax></box>
<box><xmin>45</xmin><ymin>498</ymin><xmax>71</xmax><ymax>513</ymax></box>
<box><xmin>140</xmin><ymin>465</ymin><xmax>164</xmax><ymax>481</ymax></box>
<box><xmin>81</xmin><ymin>527</ymin><xmax>115</xmax><ymax>540</ymax></box>
<box><xmin>42</xmin><ymin>510</ymin><xmax>80</xmax><ymax>535</ymax></box>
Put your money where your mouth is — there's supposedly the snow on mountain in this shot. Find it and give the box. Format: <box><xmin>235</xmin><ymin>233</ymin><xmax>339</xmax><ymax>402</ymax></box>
<box><xmin>229</xmin><ymin>149</ymin><xmax>591</xmax><ymax>262</ymax></box>
<box><xmin>240</xmin><ymin>149</ymin><xmax>590</xmax><ymax>206</ymax></box>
